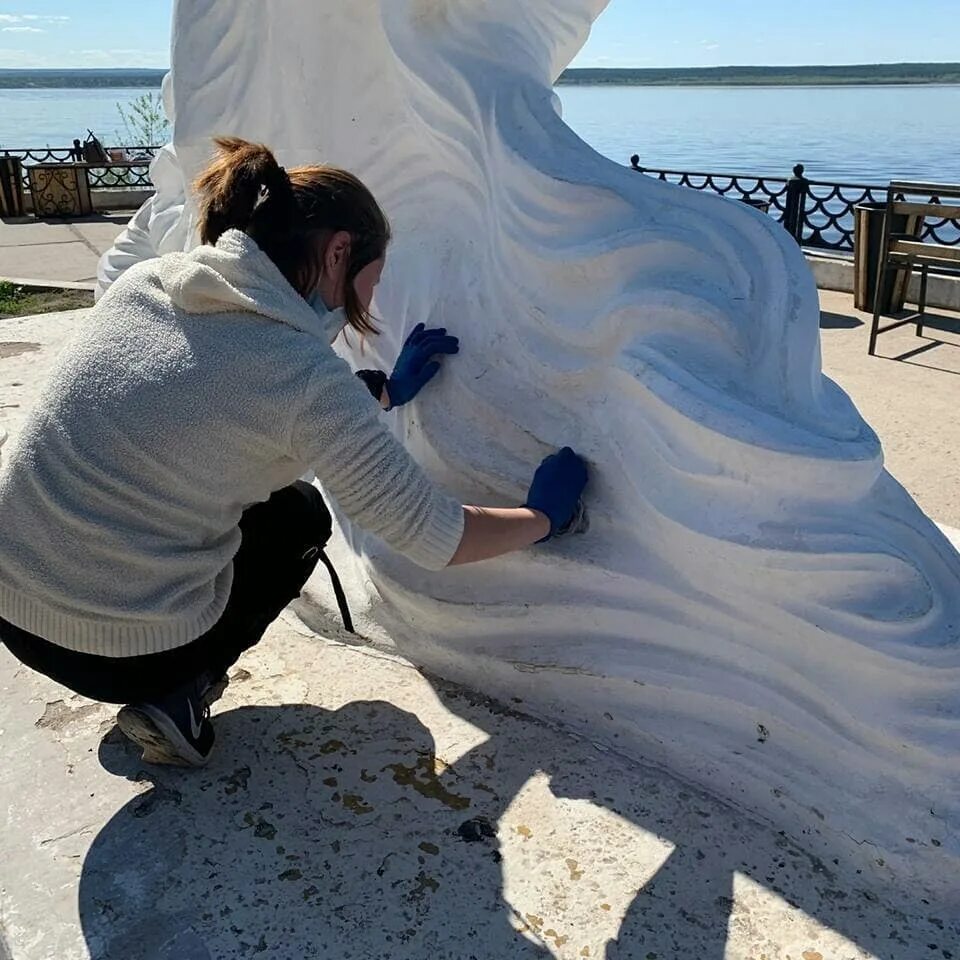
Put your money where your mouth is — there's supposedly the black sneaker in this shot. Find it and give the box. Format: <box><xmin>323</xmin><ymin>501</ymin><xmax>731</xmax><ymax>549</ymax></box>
<box><xmin>117</xmin><ymin>672</ymin><xmax>226</xmax><ymax>768</ymax></box>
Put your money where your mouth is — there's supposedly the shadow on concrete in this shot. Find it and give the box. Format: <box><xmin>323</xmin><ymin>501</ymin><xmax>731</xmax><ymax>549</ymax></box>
<box><xmin>892</xmin><ymin>339</ymin><xmax>960</xmax><ymax>372</ymax></box>
<box><xmin>79</xmin><ymin>680</ymin><xmax>958</xmax><ymax>960</ymax></box>
<box><xmin>82</xmin><ymin>699</ymin><xmax>550</xmax><ymax>960</ymax></box>
<box><xmin>819</xmin><ymin>310</ymin><xmax>863</xmax><ymax>329</ymax></box>
<box><xmin>0</xmin><ymin>212</ymin><xmax>131</xmax><ymax>227</ymax></box>
<box><xmin>431</xmin><ymin>682</ymin><xmax>958</xmax><ymax>960</ymax></box>
<box><xmin>873</xmin><ymin>312</ymin><xmax>960</xmax><ymax>374</ymax></box>
<box><xmin>915</xmin><ymin>311</ymin><xmax>960</xmax><ymax>339</ymax></box>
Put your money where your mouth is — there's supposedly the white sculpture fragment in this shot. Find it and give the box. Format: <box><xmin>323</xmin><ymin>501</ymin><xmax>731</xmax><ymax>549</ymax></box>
<box><xmin>97</xmin><ymin>0</ymin><xmax>960</xmax><ymax>903</ymax></box>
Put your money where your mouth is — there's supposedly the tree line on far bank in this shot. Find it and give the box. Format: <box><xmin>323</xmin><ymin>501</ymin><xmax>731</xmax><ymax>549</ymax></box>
<box><xmin>559</xmin><ymin>63</ymin><xmax>960</xmax><ymax>86</ymax></box>
<box><xmin>3</xmin><ymin>62</ymin><xmax>960</xmax><ymax>90</ymax></box>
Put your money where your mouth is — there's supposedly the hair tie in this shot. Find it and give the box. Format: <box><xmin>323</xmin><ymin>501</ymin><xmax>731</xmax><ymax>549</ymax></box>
<box><xmin>252</xmin><ymin>182</ymin><xmax>270</xmax><ymax>213</ymax></box>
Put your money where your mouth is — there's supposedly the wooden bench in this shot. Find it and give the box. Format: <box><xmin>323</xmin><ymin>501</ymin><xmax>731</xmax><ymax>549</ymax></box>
<box><xmin>868</xmin><ymin>180</ymin><xmax>960</xmax><ymax>355</ymax></box>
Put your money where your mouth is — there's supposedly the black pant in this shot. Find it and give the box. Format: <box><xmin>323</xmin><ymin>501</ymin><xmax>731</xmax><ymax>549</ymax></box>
<box><xmin>0</xmin><ymin>481</ymin><xmax>328</xmax><ymax>705</ymax></box>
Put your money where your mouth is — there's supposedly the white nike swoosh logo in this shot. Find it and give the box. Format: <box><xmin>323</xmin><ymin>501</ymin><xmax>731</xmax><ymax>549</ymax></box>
<box><xmin>187</xmin><ymin>700</ymin><xmax>204</xmax><ymax>740</ymax></box>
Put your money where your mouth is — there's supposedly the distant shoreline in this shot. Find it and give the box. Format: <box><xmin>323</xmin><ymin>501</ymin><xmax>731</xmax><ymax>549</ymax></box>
<box><xmin>0</xmin><ymin>69</ymin><xmax>166</xmax><ymax>89</ymax></box>
<box><xmin>2</xmin><ymin>63</ymin><xmax>960</xmax><ymax>90</ymax></box>
<box><xmin>559</xmin><ymin>63</ymin><xmax>960</xmax><ymax>86</ymax></box>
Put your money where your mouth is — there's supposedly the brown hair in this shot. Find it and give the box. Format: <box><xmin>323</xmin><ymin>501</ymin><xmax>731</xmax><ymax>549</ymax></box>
<box><xmin>194</xmin><ymin>137</ymin><xmax>391</xmax><ymax>334</ymax></box>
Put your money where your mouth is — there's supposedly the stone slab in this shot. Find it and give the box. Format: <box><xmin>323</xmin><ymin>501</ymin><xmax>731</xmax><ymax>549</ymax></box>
<box><xmin>0</xmin><ymin>242</ymin><xmax>100</xmax><ymax>284</ymax></box>
<box><xmin>1</xmin><ymin>303</ymin><xmax>959</xmax><ymax>960</ymax></box>
<box><xmin>2</xmin><ymin>618</ymin><xmax>957</xmax><ymax>960</ymax></box>
<box><xmin>67</xmin><ymin>218</ymin><xmax>138</xmax><ymax>252</ymax></box>
<box><xmin>0</xmin><ymin>220</ymin><xmax>87</xmax><ymax>248</ymax></box>
<box><xmin>818</xmin><ymin>289</ymin><xmax>960</xmax><ymax>528</ymax></box>
<box><xmin>0</xmin><ymin>215</ymin><xmax>130</xmax><ymax>286</ymax></box>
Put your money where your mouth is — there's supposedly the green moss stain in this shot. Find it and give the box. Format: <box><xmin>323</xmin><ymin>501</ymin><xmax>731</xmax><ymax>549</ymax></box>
<box><xmin>545</xmin><ymin>929</ymin><xmax>569</xmax><ymax>948</ymax></box>
<box><xmin>408</xmin><ymin>871</ymin><xmax>440</xmax><ymax>902</ymax></box>
<box><xmin>416</xmin><ymin>872</ymin><xmax>438</xmax><ymax>893</ymax></box>
<box><xmin>220</xmin><ymin>766</ymin><xmax>251</xmax><ymax>795</ymax></box>
<box><xmin>342</xmin><ymin>794</ymin><xmax>374</xmax><ymax>815</ymax></box>
<box><xmin>243</xmin><ymin>812</ymin><xmax>277</xmax><ymax>841</ymax></box>
<box><xmin>385</xmin><ymin>754</ymin><xmax>470</xmax><ymax>811</ymax></box>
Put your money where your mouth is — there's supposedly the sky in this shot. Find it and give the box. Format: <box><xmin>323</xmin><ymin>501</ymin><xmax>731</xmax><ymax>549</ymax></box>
<box><xmin>2</xmin><ymin>0</ymin><xmax>960</xmax><ymax>70</ymax></box>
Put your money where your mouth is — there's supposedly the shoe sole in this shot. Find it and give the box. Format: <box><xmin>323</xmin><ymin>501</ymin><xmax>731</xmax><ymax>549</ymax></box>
<box><xmin>116</xmin><ymin>704</ymin><xmax>210</xmax><ymax>768</ymax></box>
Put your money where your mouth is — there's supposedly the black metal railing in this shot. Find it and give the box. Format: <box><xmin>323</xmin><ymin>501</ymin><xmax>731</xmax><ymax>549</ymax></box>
<box><xmin>86</xmin><ymin>161</ymin><xmax>155</xmax><ymax>189</ymax></box>
<box><xmin>0</xmin><ymin>145</ymin><xmax>161</xmax><ymax>190</ymax></box>
<box><xmin>634</xmin><ymin>161</ymin><xmax>960</xmax><ymax>252</ymax></box>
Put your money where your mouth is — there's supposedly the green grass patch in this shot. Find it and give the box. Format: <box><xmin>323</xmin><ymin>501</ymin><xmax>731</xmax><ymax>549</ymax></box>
<box><xmin>0</xmin><ymin>281</ymin><xmax>93</xmax><ymax>318</ymax></box>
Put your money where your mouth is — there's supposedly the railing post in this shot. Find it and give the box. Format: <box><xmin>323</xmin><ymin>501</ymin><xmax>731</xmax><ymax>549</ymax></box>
<box><xmin>783</xmin><ymin>163</ymin><xmax>809</xmax><ymax>244</ymax></box>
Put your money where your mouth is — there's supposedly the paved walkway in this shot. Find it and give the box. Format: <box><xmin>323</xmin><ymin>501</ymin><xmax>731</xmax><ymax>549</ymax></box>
<box><xmin>0</xmin><ymin>213</ymin><xmax>130</xmax><ymax>287</ymax></box>
<box><xmin>819</xmin><ymin>289</ymin><xmax>960</xmax><ymax>527</ymax></box>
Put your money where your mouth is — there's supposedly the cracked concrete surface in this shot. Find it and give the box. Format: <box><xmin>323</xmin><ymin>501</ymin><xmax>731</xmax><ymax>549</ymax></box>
<box><xmin>3</xmin><ymin>625</ymin><xmax>959</xmax><ymax>960</ymax></box>
<box><xmin>2</xmin><ymin>307</ymin><xmax>959</xmax><ymax>959</ymax></box>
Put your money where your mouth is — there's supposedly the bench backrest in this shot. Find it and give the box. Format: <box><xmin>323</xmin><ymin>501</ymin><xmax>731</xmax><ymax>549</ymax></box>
<box><xmin>884</xmin><ymin>181</ymin><xmax>960</xmax><ymax>266</ymax></box>
<box><xmin>887</xmin><ymin>180</ymin><xmax>960</xmax><ymax>220</ymax></box>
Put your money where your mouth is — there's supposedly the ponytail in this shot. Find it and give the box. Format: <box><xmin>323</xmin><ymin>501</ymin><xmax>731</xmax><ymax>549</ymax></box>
<box><xmin>194</xmin><ymin>137</ymin><xmax>298</xmax><ymax>246</ymax></box>
<box><xmin>193</xmin><ymin>137</ymin><xmax>390</xmax><ymax>334</ymax></box>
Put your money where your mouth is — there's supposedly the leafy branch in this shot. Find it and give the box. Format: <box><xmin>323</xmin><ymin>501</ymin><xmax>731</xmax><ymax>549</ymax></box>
<box><xmin>115</xmin><ymin>92</ymin><xmax>169</xmax><ymax>148</ymax></box>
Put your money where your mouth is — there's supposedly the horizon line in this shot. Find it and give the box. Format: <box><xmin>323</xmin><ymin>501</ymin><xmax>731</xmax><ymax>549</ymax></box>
<box><xmin>3</xmin><ymin>60</ymin><xmax>960</xmax><ymax>72</ymax></box>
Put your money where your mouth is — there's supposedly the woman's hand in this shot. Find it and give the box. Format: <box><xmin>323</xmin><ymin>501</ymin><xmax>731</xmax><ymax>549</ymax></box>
<box><xmin>386</xmin><ymin>323</ymin><xmax>460</xmax><ymax>409</ymax></box>
<box><xmin>524</xmin><ymin>447</ymin><xmax>589</xmax><ymax>542</ymax></box>
<box><xmin>448</xmin><ymin>448</ymin><xmax>589</xmax><ymax>565</ymax></box>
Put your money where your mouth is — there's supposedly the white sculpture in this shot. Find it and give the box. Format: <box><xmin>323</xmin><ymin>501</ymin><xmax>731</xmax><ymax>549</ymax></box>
<box><xmin>95</xmin><ymin>74</ymin><xmax>189</xmax><ymax>297</ymax></box>
<box><xmin>98</xmin><ymin>0</ymin><xmax>960</xmax><ymax>902</ymax></box>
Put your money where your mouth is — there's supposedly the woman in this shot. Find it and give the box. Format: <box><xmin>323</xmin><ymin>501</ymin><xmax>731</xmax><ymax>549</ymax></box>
<box><xmin>0</xmin><ymin>138</ymin><xmax>588</xmax><ymax>768</ymax></box>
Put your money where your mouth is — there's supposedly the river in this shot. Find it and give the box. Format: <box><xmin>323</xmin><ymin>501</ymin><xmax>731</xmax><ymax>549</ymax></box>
<box><xmin>1</xmin><ymin>83</ymin><xmax>958</xmax><ymax>184</ymax></box>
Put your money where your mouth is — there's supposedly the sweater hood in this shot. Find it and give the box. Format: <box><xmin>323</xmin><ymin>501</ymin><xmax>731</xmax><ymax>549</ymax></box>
<box><xmin>156</xmin><ymin>229</ymin><xmax>334</xmax><ymax>340</ymax></box>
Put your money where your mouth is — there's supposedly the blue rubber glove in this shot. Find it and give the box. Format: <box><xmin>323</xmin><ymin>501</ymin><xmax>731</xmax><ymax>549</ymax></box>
<box><xmin>386</xmin><ymin>323</ymin><xmax>460</xmax><ymax>409</ymax></box>
<box><xmin>525</xmin><ymin>447</ymin><xmax>589</xmax><ymax>541</ymax></box>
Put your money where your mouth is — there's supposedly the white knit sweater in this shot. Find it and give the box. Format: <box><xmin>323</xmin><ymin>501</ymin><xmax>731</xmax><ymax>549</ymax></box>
<box><xmin>0</xmin><ymin>231</ymin><xmax>464</xmax><ymax>657</ymax></box>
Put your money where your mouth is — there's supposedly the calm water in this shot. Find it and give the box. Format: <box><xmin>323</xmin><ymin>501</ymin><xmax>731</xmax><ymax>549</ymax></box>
<box><xmin>0</xmin><ymin>87</ymin><xmax>157</xmax><ymax>149</ymax></box>
<box><xmin>2</xmin><ymin>84</ymin><xmax>959</xmax><ymax>185</ymax></box>
<box><xmin>558</xmin><ymin>84</ymin><xmax>960</xmax><ymax>183</ymax></box>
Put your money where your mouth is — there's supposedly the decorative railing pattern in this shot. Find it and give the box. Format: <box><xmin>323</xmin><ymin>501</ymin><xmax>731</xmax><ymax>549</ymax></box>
<box><xmin>1</xmin><ymin>146</ymin><xmax>78</xmax><ymax>165</ymax></box>
<box><xmin>635</xmin><ymin>162</ymin><xmax>960</xmax><ymax>252</ymax></box>
<box><xmin>86</xmin><ymin>162</ymin><xmax>155</xmax><ymax>189</ymax></box>
<box><xmin>643</xmin><ymin>168</ymin><xmax>792</xmax><ymax>223</ymax></box>
<box><xmin>917</xmin><ymin>206</ymin><xmax>960</xmax><ymax>248</ymax></box>
<box><xmin>0</xmin><ymin>145</ymin><xmax>161</xmax><ymax>190</ymax></box>
<box><xmin>4</xmin><ymin>145</ymin><xmax>959</xmax><ymax>246</ymax></box>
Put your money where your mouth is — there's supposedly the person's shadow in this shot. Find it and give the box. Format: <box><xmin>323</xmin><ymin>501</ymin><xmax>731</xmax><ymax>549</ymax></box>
<box><xmin>81</xmin><ymin>697</ymin><xmax>549</xmax><ymax>960</ymax></box>
<box><xmin>81</xmin><ymin>679</ymin><xmax>958</xmax><ymax>960</ymax></box>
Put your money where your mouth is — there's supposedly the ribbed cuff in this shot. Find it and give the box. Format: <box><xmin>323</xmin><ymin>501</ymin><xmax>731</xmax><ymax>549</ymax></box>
<box><xmin>404</xmin><ymin>494</ymin><xmax>465</xmax><ymax>571</ymax></box>
<box><xmin>0</xmin><ymin>565</ymin><xmax>233</xmax><ymax>658</ymax></box>
<box><xmin>355</xmin><ymin>369</ymin><xmax>388</xmax><ymax>402</ymax></box>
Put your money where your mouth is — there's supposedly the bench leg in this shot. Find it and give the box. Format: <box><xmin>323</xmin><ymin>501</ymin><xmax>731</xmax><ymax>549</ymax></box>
<box><xmin>869</xmin><ymin>259</ymin><xmax>889</xmax><ymax>356</ymax></box>
<box><xmin>916</xmin><ymin>265</ymin><xmax>928</xmax><ymax>338</ymax></box>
